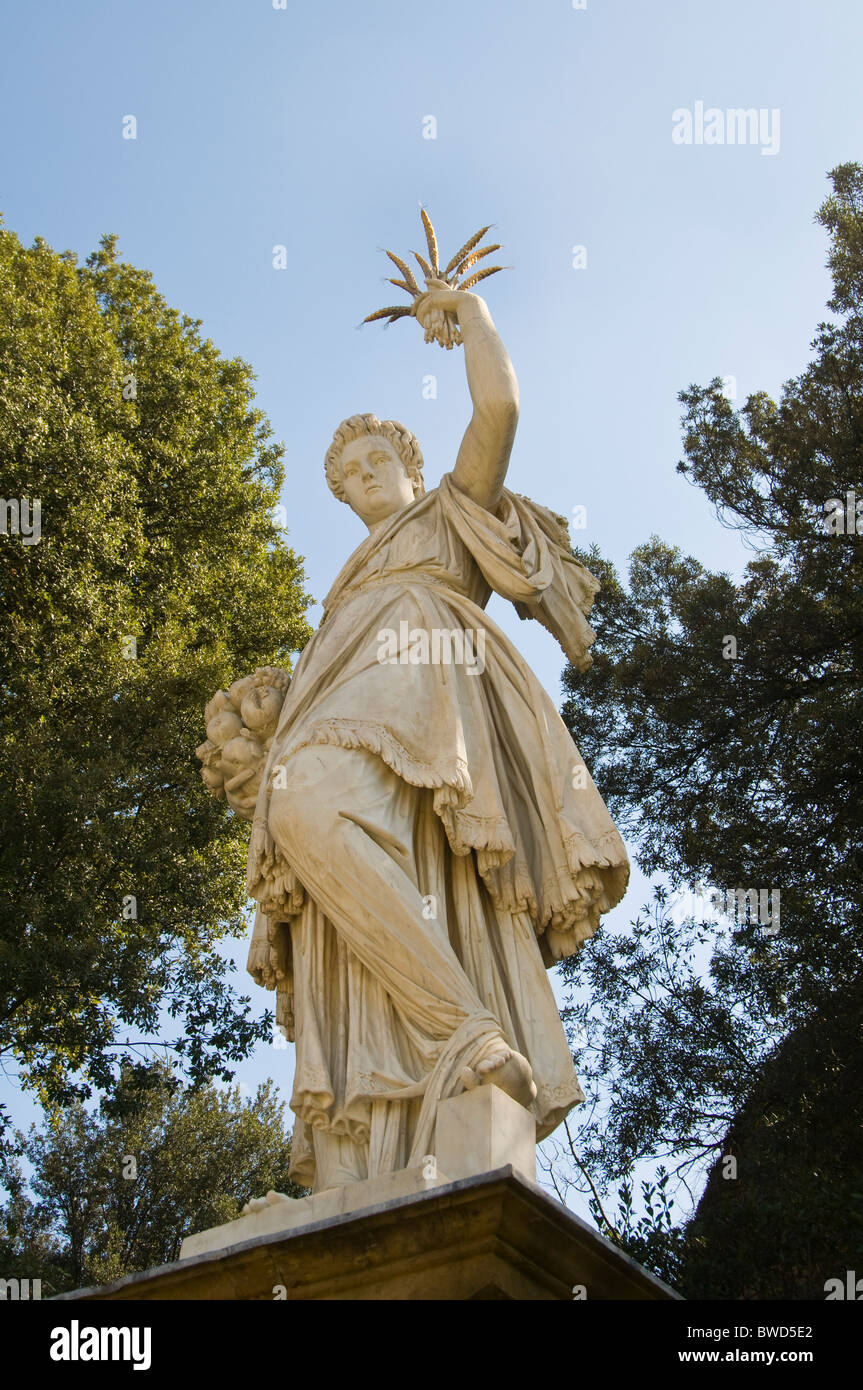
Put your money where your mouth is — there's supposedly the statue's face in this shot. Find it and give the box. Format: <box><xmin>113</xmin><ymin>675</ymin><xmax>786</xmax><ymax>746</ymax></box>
<box><xmin>339</xmin><ymin>435</ymin><xmax>415</xmax><ymax>526</ymax></box>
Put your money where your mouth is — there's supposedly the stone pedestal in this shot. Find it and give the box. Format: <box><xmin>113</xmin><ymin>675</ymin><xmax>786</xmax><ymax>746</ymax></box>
<box><xmin>180</xmin><ymin>1085</ymin><xmax>535</xmax><ymax>1261</ymax></box>
<box><xmin>180</xmin><ymin>1161</ymin><xmax>453</xmax><ymax>1261</ymax></box>
<box><xmin>55</xmin><ymin>1089</ymin><xmax>681</xmax><ymax>1300</ymax></box>
<box><xmin>436</xmin><ymin>1085</ymin><xmax>536</xmax><ymax>1183</ymax></box>
<box><xmin>58</xmin><ymin>1167</ymin><xmax>681</xmax><ymax>1301</ymax></box>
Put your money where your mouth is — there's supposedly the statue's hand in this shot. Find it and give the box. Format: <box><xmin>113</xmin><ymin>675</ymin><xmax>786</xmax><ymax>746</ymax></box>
<box><xmin>414</xmin><ymin>278</ymin><xmax>464</xmax><ymax>318</ymax></box>
<box><xmin>414</xmin><ymin>278</ymin><xmax>471</xmax><ymax>348</ymax></box>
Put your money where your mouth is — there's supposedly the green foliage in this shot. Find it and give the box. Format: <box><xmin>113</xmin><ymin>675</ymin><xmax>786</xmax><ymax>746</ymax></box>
<box><xmin>555</xmin><ymin>164</ymin><xmax>863</xmax><ymax>1294</ymax></box>
<box><xmin>0</xmin><ymin>221</ymin><xmax>313</xmax><ymax>1117</ymax></box>
<box><xmin>558</xmin><ymin>889</ymin><xmax>774</xmax><ymax>1192</ymax></box>
<box><xmin>601</xmin><ymin>1168</ymin><xmax>687</xmax><ymax>1290</ymax></box>
<box><xmin>0</xmin><ymin>1062</ymin><xmax>307</xmax><ymax>1293</ymax></box>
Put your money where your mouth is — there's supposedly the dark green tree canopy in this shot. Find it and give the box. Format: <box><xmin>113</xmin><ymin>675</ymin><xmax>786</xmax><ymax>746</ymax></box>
<box><xmin>681</xmin><ymin>974</ymin><xmax>863</xmax><ymax>1301</ymax></box>
<box><xmin>563</xmin><ymin>163</ymin><xmax>862</xmax><ymax>1024</ymax></box>
<box><xmin>0</xmin><ymin>223</ymin><xmax>312</xmax><ymax>1121</ymax></box>
<box><xmin>554</xmin><ymin>164</ymin><xmax>863</xmax><ymax>1294</ymax></box>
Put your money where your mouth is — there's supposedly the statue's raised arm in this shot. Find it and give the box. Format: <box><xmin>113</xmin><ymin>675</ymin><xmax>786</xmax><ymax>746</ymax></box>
<box><xmin>414</xmin><ymin>278</ymin><xmax>518</xmax><ymax>513</ymax></box>
<box><xmin>362</xmin><ymin>212</ymin><xmax>517</xmax><ymax>513</ymax></box>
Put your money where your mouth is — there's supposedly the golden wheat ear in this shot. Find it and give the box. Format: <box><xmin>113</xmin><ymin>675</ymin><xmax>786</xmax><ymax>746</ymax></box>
<box><xmin>362</xmin><ymin>305</ymin><xmax>414</xmax><ymax>323</ymax></box>
<box><xmin>420</xmin><ymin>207</ymin><xmax>440</xmax><ymax>276</ymax></box>
<box><xmin>458</xmin><ymin>265</ymin><xmax>505</xmax><ymax>292</ymax></box>
<box><xmin>451</xmin><ymin>243</ymin><xmax>502</xmax><ymax>281</ymax></box>
<box><xmin>385</xmin><ymin>251</ymin><xmax>420</xmax><ymax>293</ymax></box>
<box><xmin>443</xmin><ymin>225</ymin><xmax>493</xmax><ymax>278</ymax></box>
<box><xmin>411</xmin><ymin>250</ymin><xmax>434</xmax><ymax>280</ymax></box>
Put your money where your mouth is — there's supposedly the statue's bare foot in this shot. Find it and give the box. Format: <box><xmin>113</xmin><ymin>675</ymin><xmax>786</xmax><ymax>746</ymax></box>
<box><xmin>241</xmin><ymin>1189</ymin><xmax>290</xmax><ymax>1215</ymax></box>
<box><xmin>461</xmin><ymin>1048</ymin><xmax>537</xmax><ymax>1109</ymax></box>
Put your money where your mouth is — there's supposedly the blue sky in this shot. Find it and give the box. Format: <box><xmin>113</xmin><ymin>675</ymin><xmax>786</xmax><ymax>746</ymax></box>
<box><xmin>2</xmin><ymin>0</ymin><xmax>862</xmax><ymax>1214</ymax></box>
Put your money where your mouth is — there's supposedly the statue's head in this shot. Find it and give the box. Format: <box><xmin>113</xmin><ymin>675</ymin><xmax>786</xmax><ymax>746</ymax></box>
<box><xmin>325</xmin><ymin>413</ymin><xmax>424</xmax><ymax>527</ymax></box>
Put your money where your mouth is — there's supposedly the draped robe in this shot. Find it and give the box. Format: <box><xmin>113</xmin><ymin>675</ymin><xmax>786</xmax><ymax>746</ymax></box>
<box><xmin>245</xmin><ymin>473</ymin><xmax>629</xmax><ymax>1189</ymax></box>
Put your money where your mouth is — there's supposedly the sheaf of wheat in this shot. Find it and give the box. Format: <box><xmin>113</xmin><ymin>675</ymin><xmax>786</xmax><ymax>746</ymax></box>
<box><xmin>362</xmin><ymin>210</ymin><xmax>505</xmax><ymax>346</ymax></box>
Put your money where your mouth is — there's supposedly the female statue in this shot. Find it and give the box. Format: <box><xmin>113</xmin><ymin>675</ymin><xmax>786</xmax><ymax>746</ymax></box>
<box><xmin>236</xmin><ymin>278</ymin><xmax>628</xmax><ymax>1191</ymax></box>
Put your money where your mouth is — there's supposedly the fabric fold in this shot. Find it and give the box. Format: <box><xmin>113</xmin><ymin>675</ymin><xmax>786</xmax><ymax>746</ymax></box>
<box><xmin>240</xmin><ymin>471</ymin><xmax>628</xmax><ymax>1187</ymax></box>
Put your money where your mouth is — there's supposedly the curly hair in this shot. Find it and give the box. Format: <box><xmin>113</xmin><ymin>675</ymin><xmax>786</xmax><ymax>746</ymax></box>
<box><xmin>324</xmin><ymin>413</ymin><xmax>425</xmax><ymax>503</ymax></box>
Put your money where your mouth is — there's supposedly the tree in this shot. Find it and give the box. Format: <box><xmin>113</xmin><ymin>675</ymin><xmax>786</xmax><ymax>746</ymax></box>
<box><xmin>0</xmin><ymin>1063</ymin><xmax>307</xmax><ymax>1293</ymax></box>
<box><xmin>553</xmin><ymin>164</ymin><xmax>863</xmax><ymax>1293</ymax></box>
<box><xmin>0</xmin><ymin>222</ymin><xmax>312</xmax><ymax>1125</ymax></box>
<box><xmin>680</xmin><ymin>974</ymin><xmax>863</xmax><ymax>1300</ymax></box>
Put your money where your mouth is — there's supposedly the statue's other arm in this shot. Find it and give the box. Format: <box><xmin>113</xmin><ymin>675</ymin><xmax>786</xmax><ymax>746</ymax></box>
<box><xmin>416</xmin><ymin>282</ymin><xmax>519</xmax><ymax>512</ymax></box>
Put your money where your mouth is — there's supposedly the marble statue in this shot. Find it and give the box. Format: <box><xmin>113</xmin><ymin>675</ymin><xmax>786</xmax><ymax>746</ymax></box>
<box><xmin>197</xmin><ymin>228</ymin><xmax>629</xmax><ymax>1194</ymax></box>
